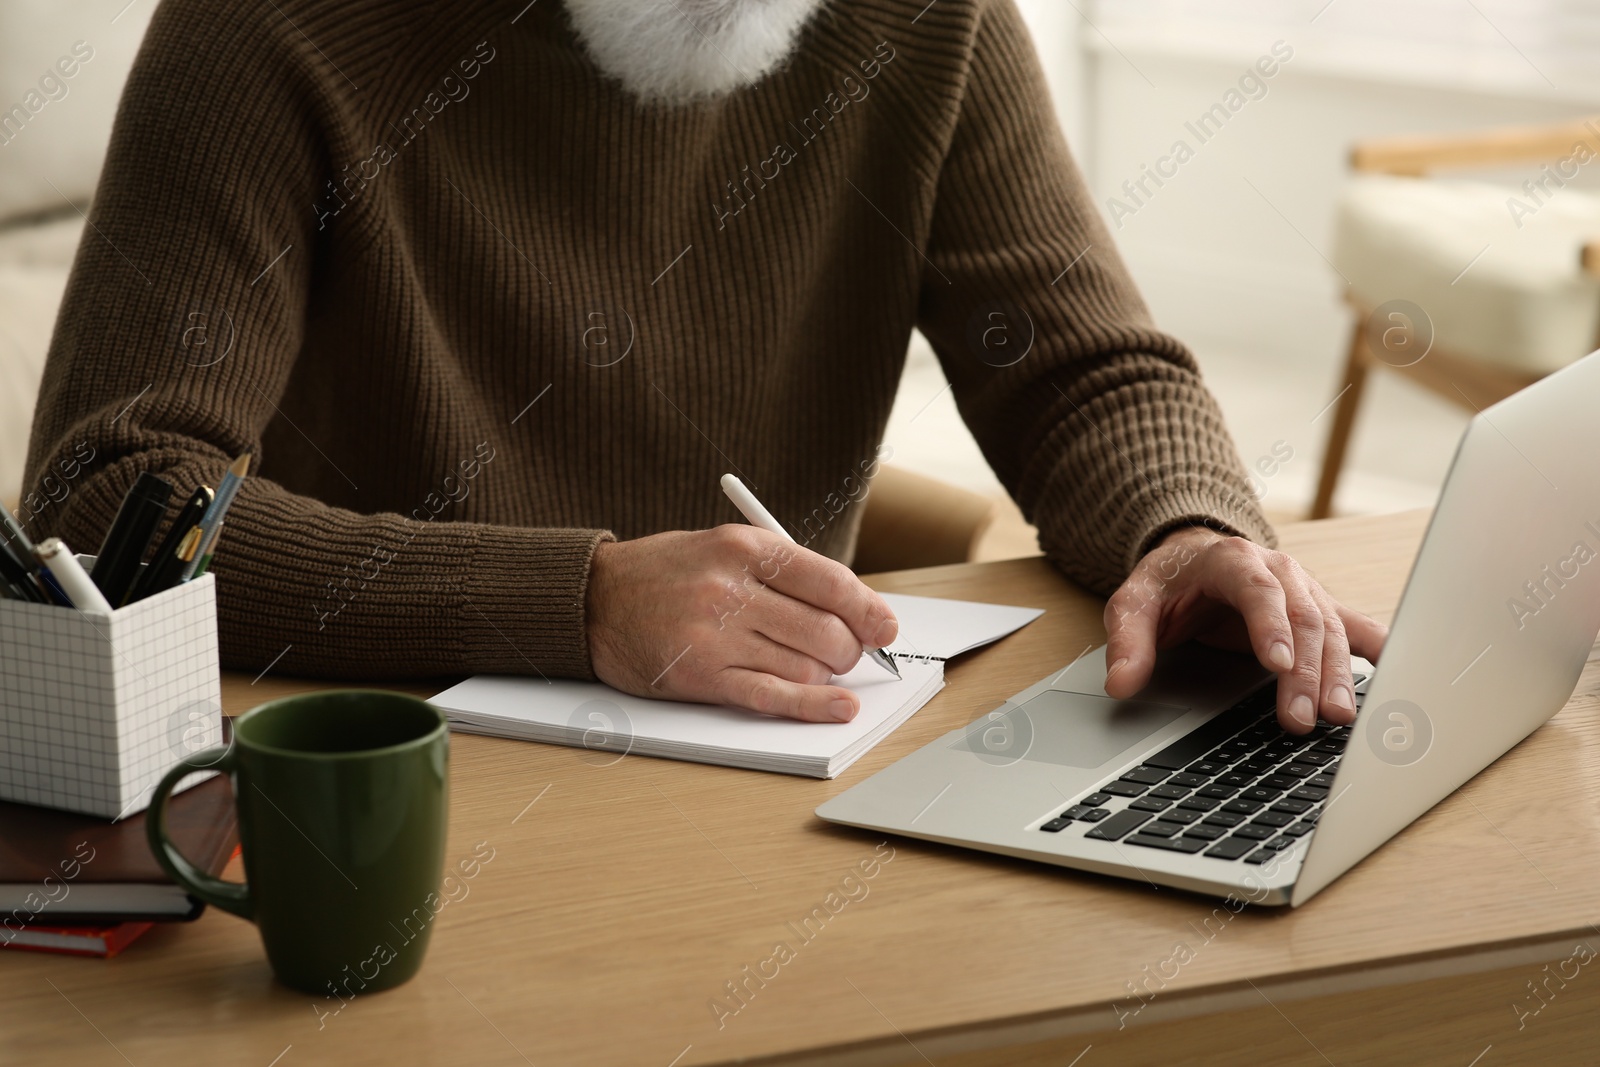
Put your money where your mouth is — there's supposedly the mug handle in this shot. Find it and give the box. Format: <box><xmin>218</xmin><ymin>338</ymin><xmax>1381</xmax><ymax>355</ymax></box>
<box><xmin>145</xmin><ymin>748</ymin><xmax>252</xmax><ymax>920</ymax></box>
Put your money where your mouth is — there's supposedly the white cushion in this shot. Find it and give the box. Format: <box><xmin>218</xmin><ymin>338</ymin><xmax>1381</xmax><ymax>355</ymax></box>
<box><xmin>0</xmin><ymin>216</ymin><xmax>82</xmax><ymax>500</ymax></box>
<box><xmin>0</xmin><ymin>0</ymin><xmax>154</xmax><ymax>223</ymax></box>
<box><xmin>1333</xmin><ymin>174</ymin><xmax>1600</xmax><ymax>374</ymax></box>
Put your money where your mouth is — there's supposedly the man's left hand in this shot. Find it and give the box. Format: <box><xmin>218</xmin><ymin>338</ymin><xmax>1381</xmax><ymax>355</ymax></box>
<box><xmin>1102</xmin><ymin>526</ymin><xmax>1388</xmax><ymax>734</ymax></box>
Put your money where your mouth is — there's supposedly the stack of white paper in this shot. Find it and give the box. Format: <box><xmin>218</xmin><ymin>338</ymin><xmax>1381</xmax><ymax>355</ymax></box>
<box><xmin>432</xmin><ymin>593</ymin><xmax>1043</xmax><ymax>778</ymax></box>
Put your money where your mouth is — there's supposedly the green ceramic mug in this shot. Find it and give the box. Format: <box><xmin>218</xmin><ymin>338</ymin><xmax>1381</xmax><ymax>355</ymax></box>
<box><xmin>146</xmin><ymin>690</ymin><xmax>449</xmax><ymax>995</ymax></box>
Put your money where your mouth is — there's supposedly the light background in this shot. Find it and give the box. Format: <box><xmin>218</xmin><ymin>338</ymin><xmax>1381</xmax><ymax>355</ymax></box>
<box><xmin>5</xmin><ymin>1</ymin><xmax>1600</xmax><ymax>538</ymax></box>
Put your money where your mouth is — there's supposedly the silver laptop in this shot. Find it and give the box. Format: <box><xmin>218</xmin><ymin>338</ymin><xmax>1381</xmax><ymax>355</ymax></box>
<box><xmin>818</xmin><ymin>348</ymin><xmax>1600</xmax><ymax>906</ymax></box>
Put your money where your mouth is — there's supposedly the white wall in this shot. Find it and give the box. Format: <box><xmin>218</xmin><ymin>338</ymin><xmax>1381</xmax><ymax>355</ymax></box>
<box><xmin>1015</xmin><ymin>0</ymin><xmax>1085</xmax><ymax>150</ymax></box>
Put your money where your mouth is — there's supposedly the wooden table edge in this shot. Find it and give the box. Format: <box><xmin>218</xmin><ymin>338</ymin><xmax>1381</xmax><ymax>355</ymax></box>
<box><xmin>726</xmin><ymin>926</ymin><xmax>1596</xmax><ymax>1066</ymax></box>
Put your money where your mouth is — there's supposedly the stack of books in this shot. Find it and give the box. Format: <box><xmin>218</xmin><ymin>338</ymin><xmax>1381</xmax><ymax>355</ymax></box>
<box><xmin>0</xmin><ymin>775</ymin><xmax>237</xmax><ymax>958</ymax></box>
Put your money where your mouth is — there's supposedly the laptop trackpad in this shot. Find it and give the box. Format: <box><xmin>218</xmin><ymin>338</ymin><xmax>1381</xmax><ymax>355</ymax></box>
<box><xmin>950</xmin><ymin>691</ymin><xmax>1190</xmax><ymax>769</ymax></box>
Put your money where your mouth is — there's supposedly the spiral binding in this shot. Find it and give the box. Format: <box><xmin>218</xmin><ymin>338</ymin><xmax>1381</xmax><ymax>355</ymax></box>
<box><xmin>888</xmin><ymin>652</ymin><xmax>944</xmax><ymax>664</ymax></box>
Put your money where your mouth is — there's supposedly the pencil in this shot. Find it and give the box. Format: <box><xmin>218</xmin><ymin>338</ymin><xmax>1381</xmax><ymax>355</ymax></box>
<box><xmin>183</xmin><ymin>452</ymin><xmax>250</xmax><ymax>580</ymax></box>
<box><xmin>190</xmin><ymin>523</ymin><xmax>226</xmax><ymax>578</ymax></box>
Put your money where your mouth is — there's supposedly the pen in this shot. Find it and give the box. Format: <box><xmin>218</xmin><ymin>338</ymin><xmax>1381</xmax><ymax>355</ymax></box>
<box><xmin>719</xmin><ymin>473</ymin><xmax>901</xmax><ymax>680</ymax></box>
<box><xmin>175</xmin><ymin>526</ymin><xmax>204</xmax><ymax>571</ymax></box>
<box><xmin>92</xmin><ymin>471</ymin><xmax>173</xmax><ymax>606</ymax></box>
<box><xmin>183</xmin><ymin>452</ymin><xmax>250</xmax><ymax>580</ymax></box>
<box><xmin>36</xmin><ymin>568</ymin><xmax>73</xmax><ymax>606</ymax></box>
<box><xmin>36</xmin><ymin>538</ymin><xmax>116</xmax><ymax>616</ymax></box>
<box><xmin>0</xmin><ymin>504</ymin><xmax>48</xmax><ymax>602</ymax></box>
<box><xmin>0</xmin><ymin>502</ymin><xmax>35</xmax><ymax>557</ymax></box>
<box><xmin>190</xmin><ymin>522</ymin><xmax>227</xmax><ymax>578</ymax></box>
<box><xmin>129</xmin><ymin>485</ymin><xmax>214</xmax><ymax>602</ymax></box>
<box><xmin>0</xmin><ymin>535</ymin><xmax>46</xmax><ymax>603</ymax></box>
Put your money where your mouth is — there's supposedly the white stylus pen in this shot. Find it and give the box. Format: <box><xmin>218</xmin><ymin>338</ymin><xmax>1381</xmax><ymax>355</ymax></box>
<box><xmin>35</xmin><ymin>537</ymin><xmax>116</xmax><ymax>616</ymax></box>
<box><xmin>719</xmin><ymin>474</ymin><xmax>901</xmax><ymax>680</ymax></box>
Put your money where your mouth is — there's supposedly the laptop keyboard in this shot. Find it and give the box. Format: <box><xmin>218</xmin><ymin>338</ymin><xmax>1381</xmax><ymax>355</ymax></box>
<box><xmin>1036</xmin><ymin>677</ymin><xmax>1362</xmax><ymax>864</ymax></box>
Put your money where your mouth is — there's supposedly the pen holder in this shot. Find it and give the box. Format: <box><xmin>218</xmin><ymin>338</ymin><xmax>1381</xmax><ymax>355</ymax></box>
<box><xmin>0</xmin><ymin>560</ymin><xmax>224</xmax><ymax>818</ymax></box>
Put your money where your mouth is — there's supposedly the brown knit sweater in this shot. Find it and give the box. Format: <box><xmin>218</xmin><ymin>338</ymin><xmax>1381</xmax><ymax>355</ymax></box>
<box><xmin>23</xmin><ymin>0</ymin><xmax>1273</xmax><ymax>681</ymax></box>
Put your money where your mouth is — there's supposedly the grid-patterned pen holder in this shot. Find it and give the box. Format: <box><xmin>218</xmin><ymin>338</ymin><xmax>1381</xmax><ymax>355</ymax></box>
<box><xmin>0</xmin><ymin>563</ymin><xmax>223</xmax><ymax>819</ymax></box>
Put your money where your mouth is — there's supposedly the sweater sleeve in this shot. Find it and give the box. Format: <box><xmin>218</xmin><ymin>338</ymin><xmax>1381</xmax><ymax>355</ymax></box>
<box><xmin>21</xmin><ymin>2</ymin><xmax>611</xmax><ymax>681</ymax></box>
<box><xmin>914</xmin><ymin>0</ymin><xmax>1275</xmax><ymax>596</ymax></box>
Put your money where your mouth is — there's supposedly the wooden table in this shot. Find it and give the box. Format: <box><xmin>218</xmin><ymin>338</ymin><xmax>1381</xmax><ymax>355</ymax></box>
<box><xmin>5</xmin><ymin>510</ymin><xmax>1599</xmax><ymax>1066</ymax></box>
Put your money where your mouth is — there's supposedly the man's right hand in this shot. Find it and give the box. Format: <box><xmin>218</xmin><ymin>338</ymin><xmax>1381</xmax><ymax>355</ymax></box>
<box><xmin>585</xmin><ymin>526</ymin><xmax>899</xmax><ymax>722</ymax></box>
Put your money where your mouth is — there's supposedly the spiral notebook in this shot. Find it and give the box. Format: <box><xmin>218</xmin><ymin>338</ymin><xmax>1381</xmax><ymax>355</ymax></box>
<box><xmin>433</xmin><ymin>593</ymin><xmax>1043</xmax><ymax>778</ymax></box>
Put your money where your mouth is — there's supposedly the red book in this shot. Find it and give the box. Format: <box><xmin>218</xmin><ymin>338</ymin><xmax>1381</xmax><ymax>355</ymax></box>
<box><xmin>0</xmin><ymin>922</ymin><xmax>154</xmax><ymax>958</ymax></box>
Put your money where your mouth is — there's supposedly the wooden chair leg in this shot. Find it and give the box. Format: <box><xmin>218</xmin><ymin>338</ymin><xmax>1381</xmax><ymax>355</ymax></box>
<box><xmin>1309</xmin><ymin>325</ymin><xmax>1371</xmax><ymax>520</ymax></box>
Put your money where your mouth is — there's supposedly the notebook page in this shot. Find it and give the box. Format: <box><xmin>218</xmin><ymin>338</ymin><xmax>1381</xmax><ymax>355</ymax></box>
<box><xmin>880</xmin><ymin>593</ymin><xmax>1044</xmax><ymax>661</ymax></box>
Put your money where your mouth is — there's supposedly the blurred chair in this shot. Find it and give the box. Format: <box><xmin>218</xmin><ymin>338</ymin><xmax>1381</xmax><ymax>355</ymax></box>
<box><xmin>1311</xmin><ymin>117</ymin><xmax>1600</xmax><ymax>519</ymax></box>
<box><xmin>853</xmin><ymin>465</ymin><xmax>1000</xmax><ymax>573</ymax></box>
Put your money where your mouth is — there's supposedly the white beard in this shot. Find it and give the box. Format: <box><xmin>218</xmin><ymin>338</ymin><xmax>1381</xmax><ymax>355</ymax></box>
<box><xmin>563</xmin><ymin>0</ymin><xmax>828</xmax><ymax>105</ymax></box>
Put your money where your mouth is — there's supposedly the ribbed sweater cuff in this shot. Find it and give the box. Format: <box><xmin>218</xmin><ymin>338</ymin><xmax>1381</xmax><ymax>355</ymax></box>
<box><xmin>456</xmin><ymin>526</ymin><xmax>616</xmax><ymax>679</ymax></box>
<box><xmin>1038</xmin><ymin>471</ymin><xmax>1278</xmax><ymax>598</ymax></box>
<box><xmin>1126</xmin><ymin>481</ymin><xmax>1280</xmax><ymax>575</ymax></box>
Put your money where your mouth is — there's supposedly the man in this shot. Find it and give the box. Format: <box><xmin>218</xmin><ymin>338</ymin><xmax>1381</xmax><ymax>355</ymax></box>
<box><xmin>24</xmin><ymin>0</ymin><xmax>1383</xmax><ymax>733</ymax></box>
